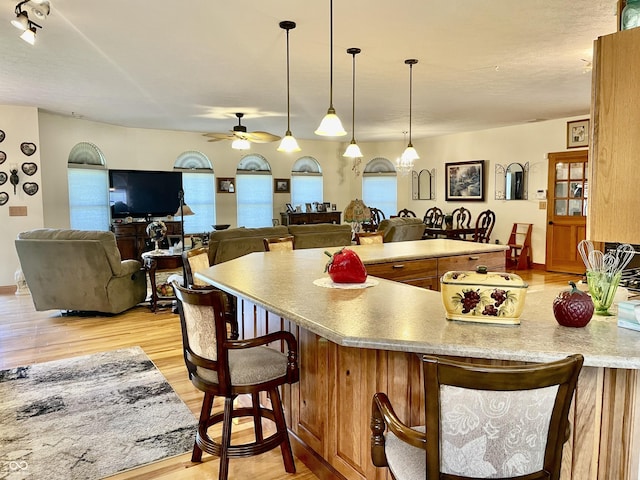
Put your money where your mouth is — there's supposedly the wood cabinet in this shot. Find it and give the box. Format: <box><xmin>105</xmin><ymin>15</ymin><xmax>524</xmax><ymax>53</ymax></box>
<box><xmin>589</xmin><ymin>27</ymin><xmax>640</xmax><ymax>243</ymax></box>
<box><xmin>111</xmin><ymin>221</ymin><xmax>182</xmax><ymax>260</ymax></box>
<box><xmin>366</xmin><ymin>250</ymin><xmax>505</xmax><ymax>291</ymax></box>
<box><xmin>281</xmin><ymin>211</ymin><xmax>341</xmax><ymax>225</ymax></box>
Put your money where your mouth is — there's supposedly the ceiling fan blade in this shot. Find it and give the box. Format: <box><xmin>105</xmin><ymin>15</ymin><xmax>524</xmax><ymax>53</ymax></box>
<box><xmin>203</xmin><ymin>132</ymin><xmax>236</xmax><ymax>142</ymax></box>
<box><xmin>245</xmin><ymin>131</ymin><xmax>282</xmax><ymax>143</ymax></box>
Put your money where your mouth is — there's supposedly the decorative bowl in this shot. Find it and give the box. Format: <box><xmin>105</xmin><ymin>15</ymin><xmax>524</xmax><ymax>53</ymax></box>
<box><xmin>441</xmin><ymin>267</ymin><xmax>528</xmax><ymax>325</ymax></box>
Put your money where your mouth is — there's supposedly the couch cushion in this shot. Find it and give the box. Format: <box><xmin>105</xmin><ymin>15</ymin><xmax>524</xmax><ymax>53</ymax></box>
<box><xmin>208</xmin><ymin>226</ymin><xmax>289</xmax><ymax>264</ymax></box>
<box><xmin>287</xmin><ymin>224</ymin><xmax>352</xmax><ymax>249</ymax></box>
<box><xmin>17</xmin><ymin>229</ymin><xmax>123</xmax><ymax>274</ymax></box>
<box><xmin>378</xmin><ymin>217</ymin><xmax>426</xmax><ymax>243</ymax></box>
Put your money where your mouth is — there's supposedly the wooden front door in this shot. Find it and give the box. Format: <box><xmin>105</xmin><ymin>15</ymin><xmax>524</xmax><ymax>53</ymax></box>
<box><xmin>546</xmin><ymin>150</ymin><xmax>588</xmax><ymax>273</ymax></box>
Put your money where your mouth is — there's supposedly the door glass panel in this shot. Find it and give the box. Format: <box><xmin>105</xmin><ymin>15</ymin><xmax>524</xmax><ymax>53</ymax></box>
<box><xmin>584</xmin><ymin>180</ymin><xmax>588</xmax><ymax>198</ymax></box>
<box><xmin>555</xmin><ymin>199</ymin><xmax>567</xmax><ymax>216</ymax></box>
<box><xmin>555</xmin><ymin>182</ymin><xmax>568</xmax><ymax>198</ymax></box>
<box><xmin>570</xmin><ymin>181</ymin><xmax>583</xmax><ymax>198</ymax></box>
<box><xmin>556</xmin><ymin>163</ymin><xmax>569</xmax><ymax>180</ymax></box>
<box><xmin>569</xmin><ymin>199</ymin><xmax>583</xmax><ymax>216</ymax></box>
<box><xmin>584</xmin><ymin>162</ymin><xmax>588</xmax><ymax>180</ymax></box>
<box><xmin>570</xmin><ymin>163</ymin><xmax>584</xmax><ymax>180</ymax></box>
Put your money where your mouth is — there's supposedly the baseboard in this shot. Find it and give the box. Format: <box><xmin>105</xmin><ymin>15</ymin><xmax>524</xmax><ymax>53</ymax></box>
<box><xmin>0</xmin><ymin>285</ymin><xmax>16</xmax><ymax>294</ymax></box>
<box><xmin>532</xmin><ymin>262</ymin><xmax>546</xmax><ymax>270</ymax></box>
<box><xmin>289</xmin><ymin>432</ymin><xmax>347</xmax><ymax>480</ymax></box>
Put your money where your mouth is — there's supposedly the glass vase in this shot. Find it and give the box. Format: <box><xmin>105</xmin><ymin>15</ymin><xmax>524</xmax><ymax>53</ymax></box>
<box><xmin>586</xmin><ymin>271</ymin><xmax>622</xmax><ymax>316</ymax></box>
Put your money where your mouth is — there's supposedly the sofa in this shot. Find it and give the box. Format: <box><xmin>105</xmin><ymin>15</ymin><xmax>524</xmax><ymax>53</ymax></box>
<box><xmin>208</xmin><ymin>224</ymin><xmax>353</xmax><ymax>265</ymax></box>
<box><xmin>15</xmin><ymin>229</ymin><xmax>147</xmax><ymax>314</ymax></box>
<box><xmin>377</xmin><ymin>217</ymin><xmax>426</xmax><ymax>243</ymax></box>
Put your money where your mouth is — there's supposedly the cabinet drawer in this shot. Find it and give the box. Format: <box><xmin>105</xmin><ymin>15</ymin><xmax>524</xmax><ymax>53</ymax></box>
<box><xmin>438</xmin><ymin>251</ymin><xmax>505</xmax><ymax>273</ymax></box>
<box><xmin>366</xmin><ymin>258</ymin><xmax>437</xmax><ymax>283</ymax></box>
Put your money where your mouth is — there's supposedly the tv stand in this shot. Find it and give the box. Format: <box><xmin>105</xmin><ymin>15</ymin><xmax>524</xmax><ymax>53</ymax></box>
<box><xmin>111</xmin><ymin>221</ymin><xmax>182</xmax><ymax>260</ymax></box>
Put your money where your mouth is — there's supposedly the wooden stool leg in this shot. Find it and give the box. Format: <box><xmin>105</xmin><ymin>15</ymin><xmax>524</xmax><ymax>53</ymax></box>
<box><xmin>192</xmin><ymin>392</ymin><xmax>214</xmax><ymax>462</ymax></box>
<box><xmin>218</xmin><ymin>396</ymin><xmax>234</xmax><ymax>480</ymax></box>
<box><xmin>251</xmin><ymin>392</ymin><xmax>263</xmax><ymax>442</ymax></box>
<box><xmin>269</xmin><ymin>387</ymin><xmax>296</xmax><ymax>473</ymax></box>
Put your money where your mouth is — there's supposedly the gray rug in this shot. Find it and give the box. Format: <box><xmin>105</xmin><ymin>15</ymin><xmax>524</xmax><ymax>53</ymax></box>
<box><xmin>0</xmin><ymin>347</ymin><xmax>197</xmax><ymax>480</ymax></box>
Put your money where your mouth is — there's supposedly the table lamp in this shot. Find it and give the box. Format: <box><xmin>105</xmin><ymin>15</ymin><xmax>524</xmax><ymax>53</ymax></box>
<box><xmin>344</xmin><ymin>199</ymin><xmax>371</xmax><ymax>238</ymax></box>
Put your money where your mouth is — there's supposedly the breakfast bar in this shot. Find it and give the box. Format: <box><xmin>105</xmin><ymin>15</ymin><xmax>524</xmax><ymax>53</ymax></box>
<box><xmin>196</xmin><ymin>239</ymin><xmax>640</xmax><ymax>480</ymax></box>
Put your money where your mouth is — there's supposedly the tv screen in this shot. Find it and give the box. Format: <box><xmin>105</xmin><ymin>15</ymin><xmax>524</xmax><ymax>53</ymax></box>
<box><xmin>109</xmin><ymin>170</ymin><xmax>182</xmax><ymax>219</ymax></box>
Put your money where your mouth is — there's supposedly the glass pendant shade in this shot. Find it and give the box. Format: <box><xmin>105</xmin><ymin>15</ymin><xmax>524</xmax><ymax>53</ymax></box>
<box><xmin>20</xmin><ymin>27</ymin><xmax>36</xmax><ymax>45</ymax></box>
<box><xmin>277</xmin><ymin>132</ymin><xmax>301</xmax><ymax>153</ymax></box>
<box><xmin>11</xmin><ymin>12</ymin><xmax>29</xmax><ymax>31</ymax></box>
<box><xmin>231</xmin><ymin>138</ymin><xmax>250</xmax><ymax>150</ymax></box>
<box><xmin>315</xmin><ymin>110</ymin><xmax>346</xmax><ymax>136</ymax></box>
<box><xmin>401</xmin><ymin>144</ymin><xmax>419</xmax><ymax>162</ymax></box>
<box><xmin>343</xmin><ymin>140</ymin><xmax>362</xmax><ymax>158</ymax></box>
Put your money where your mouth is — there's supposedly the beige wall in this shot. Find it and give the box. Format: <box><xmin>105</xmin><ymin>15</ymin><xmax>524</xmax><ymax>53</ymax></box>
<box><xmin>0</xmin><ymin>106</ymin><xmax>588</xmax><ymax>286</ymax></box>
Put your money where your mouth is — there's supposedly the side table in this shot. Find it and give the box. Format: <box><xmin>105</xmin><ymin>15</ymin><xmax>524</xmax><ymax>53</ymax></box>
<box><xmin>141</xmin><ymin>249</ymin><xmax>183</xmax><ymax>312</ymax></box>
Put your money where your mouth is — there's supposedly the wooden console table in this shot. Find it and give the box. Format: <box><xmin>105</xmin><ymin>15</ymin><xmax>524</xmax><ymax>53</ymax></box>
<box><xmin>280</xmin><ymin>211</ymin><xmax>341</xmax><ymax>226</ymax></box>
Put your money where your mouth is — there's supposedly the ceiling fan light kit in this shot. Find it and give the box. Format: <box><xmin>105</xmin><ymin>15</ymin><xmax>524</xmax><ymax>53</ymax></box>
<box><xmin>315</xmin><ymin>0</ymin><xmax>346</xmax><ymax>137</ymax></box>
<box><xmin>277</xmin><ymin>20</ymin><xmax>301</xmax><ymax>153</ymax></box>
<box><xmin>204</xmin><ymin>112</ymin><xmax>281</xmax><ymax>148</ymax></box>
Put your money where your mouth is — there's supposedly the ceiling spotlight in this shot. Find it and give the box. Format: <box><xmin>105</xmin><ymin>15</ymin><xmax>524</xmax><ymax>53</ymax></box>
<box><xmin>11</xmin><ymin>11</ymin><xmax>29</xmax><ymax>31</ymax></box>
<box><xmin>20</xmin><ymin>24</ymin><xmax>37</xmax><ymax>45</ymax></box>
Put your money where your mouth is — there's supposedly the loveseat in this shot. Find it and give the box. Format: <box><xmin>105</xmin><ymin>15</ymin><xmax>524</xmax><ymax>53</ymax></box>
<box><xmin>15</xmin><ymin>229</ymin><xmax>147</xmax><ymax>314</ymax></box>
<box><xmin>377</xmin><ymin>217</ymin><xmax>426</xmax><ymax>243</ymax></box>
<box><xmin>208</xmin><ymin>224</ymin><xmax>353</xmax><ymax>265</ymax></box>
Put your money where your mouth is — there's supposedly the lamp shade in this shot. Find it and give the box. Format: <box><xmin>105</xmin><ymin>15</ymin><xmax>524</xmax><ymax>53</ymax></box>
<box><xmin>344</xmin><ymin>199</ymin><xmax>371</xmax><ymax>224</ymax></box>
<box><xmin>11</xmin><ymin>12</ymin><xmax>29</xmax><ymax>31</ymax></box>
<box><xmin>277</xmin><ymin>133</ymin><xmax>301</xmax><ymax>153</ymax></box>
<box><xmin>174</xmin><ymin>204</ymin><xmax>195</xmax><ymax>217</ymax></box>
<box><xmin>401</xmin><ymin>144</ymin><xmax>420</xmax><ymax>162</ymax></box>
<box><xmin>231</xmin><ymin>138</ymin><xmax>250</xmax><ymax>150</ymax></box>
<box><xmin>315</xmin><ymin>111</ymin><xmax>346</xmax><ymax>136</ymax></box>
<box><xmin>343</xmin><ymin>140</ymin><xmax>362</xmax><ymax>158</ymax></box>
<box><xmin>20</xmin><ymin>26</ymin><xmax>36</xmax><ymax>45</ymax></box>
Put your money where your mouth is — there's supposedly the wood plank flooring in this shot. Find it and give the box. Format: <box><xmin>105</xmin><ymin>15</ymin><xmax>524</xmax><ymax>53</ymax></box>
<box><xmin>0</xmin><ymin>269</ymin><xmax>577</xmax><ymax>479</ymax></box>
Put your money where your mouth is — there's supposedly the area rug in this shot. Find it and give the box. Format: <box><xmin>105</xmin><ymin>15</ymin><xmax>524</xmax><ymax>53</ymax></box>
<box><xmin>0</xmin><ymin>347</ymin><xmax>197</xmax><ymax>480</ymax></box>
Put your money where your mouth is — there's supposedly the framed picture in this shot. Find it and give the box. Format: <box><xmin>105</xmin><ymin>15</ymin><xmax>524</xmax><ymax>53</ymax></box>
<box><xmin>274</xmin><ymin>178</ymin><xmax>290</xmax><ymax>193</ymax></box>
<box><xmin>567</xmin><ymin>119</ymin><xmax>590</xmax><ymax>149</ymax></box>
<box><xmin>217</xmin><ymin>177</ymin><xmax>235</xmax><ymax>193</ymax></box>
<box><xmin>445</xmin><ymin>160</ymin><xmax>485</xmax><ymax>201</ymax></box>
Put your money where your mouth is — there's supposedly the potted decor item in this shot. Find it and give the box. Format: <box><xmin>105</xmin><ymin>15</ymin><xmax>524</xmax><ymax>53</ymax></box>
<box><xmin>441</xmin><ymin>266</ymin><xmax>528</xmax><ymax>325</ymax></box>
<box><xmin>553</xmin><ymin>281</ymin><xmax>594</xmax><ymax>327</ymax></box>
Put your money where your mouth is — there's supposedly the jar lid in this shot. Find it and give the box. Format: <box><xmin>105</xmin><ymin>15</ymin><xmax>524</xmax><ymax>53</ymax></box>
<box><xmin>441</xmin><ymin>266</ymin><xmax>528</xmax><ymax>288</ymax></box>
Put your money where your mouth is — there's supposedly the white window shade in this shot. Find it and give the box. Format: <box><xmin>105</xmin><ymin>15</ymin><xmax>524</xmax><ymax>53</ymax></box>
<box><xmin>236</xmin><ymin>173</ymin><xmax>273</xmax><ymax>227</ymax></box>
<box><xmin>363</xmin><ymin>175</ymin><xmax>397</xmax><ymax>219</ymax></box>
<box><xmin>68</xmin><ymin>167</ymin><xmax>109</xmax><ymax>230</ymax></box>
<box><xmin>182</xmin><ymin>172</ymin><xmax>215</xmax><ymax>233</ymax></box>
<box><xmin>291</xmin><ymin>174</ymin><xmax>323</xmax><ymax>208</ymax></box>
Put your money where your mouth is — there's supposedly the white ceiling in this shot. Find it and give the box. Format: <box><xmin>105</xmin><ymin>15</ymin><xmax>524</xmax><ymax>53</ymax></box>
<box><xmin>0</xmin><ymin>0</ymin><xmax>618</xmax><ymax>143</ymax></box>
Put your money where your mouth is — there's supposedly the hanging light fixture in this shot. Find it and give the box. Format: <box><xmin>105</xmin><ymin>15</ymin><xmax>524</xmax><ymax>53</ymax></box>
<box><xmin>11</xmin><ymin>0</ymin><xmax>49</xmax><ymax>45</ymax></box>
<box><xmin>343</xmin><ymin>47</ymin><xmax>362</xmax><ymax>159</ymax></box>
<box><xmin>277</xmin><ymin>20</ymin><xmax>301</xmax><ymax>153</ymax></box>
<box><xmin>315</xmin><ymin>0</ymin><xmax>346</xmax><ymax>137</ymax></box>
<box><xmin>396</xmin><ymin>59</ymin><xmax>419</xmax><ymax>173</ymax></box>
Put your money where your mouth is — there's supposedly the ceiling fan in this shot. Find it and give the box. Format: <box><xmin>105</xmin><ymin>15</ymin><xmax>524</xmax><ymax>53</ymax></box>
<box><xmin>203</xmin><ymin>113</ymin><xmax>281</xmax><ymax>145</ymax></box>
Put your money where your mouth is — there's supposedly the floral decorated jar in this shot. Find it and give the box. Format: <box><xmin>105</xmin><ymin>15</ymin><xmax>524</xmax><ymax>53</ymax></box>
<box><xmin>441</xmin><ymin>266</ymin><xmax>528</xmax><ymax>325</ymax></box>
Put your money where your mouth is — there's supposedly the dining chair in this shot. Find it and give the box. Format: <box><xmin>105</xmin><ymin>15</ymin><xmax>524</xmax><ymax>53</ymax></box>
<box><xmin>471</xmin><ymin>209</ymin><xmax>496</xmax><ymax>243</ymax></box>
<box><xmin>174</xmin><ymin>283</ymin><xmax>299</xmax><ymax>480</ymax></box>
<box><xmin>364</xmin><ymin>207</ymin><xmax>386</xmax><ymax>232</ymax></box>
<box><xmin>263</xmin><ymin>235</ymin><xmax>295</xmax><ymax>251</ymax></box>
<box><xmin>371</xmin><ymin>353</ymin><xmax>583</xmax><ymax>480</ymax></box>
<box><xmin>451</xmin><ymin>206</ymin><xmax>472</xmax><ymax>239</ymax></box>
<box><xmin>422</xmin><ymin>206</ymin><xmax>444</xmax><ymax>228</ymax></box>
<box><xmin>356</xmin><ymin>231</ymin><xmax>384</xmax><ymax>245</ymax></box>
<box><xmin>397</xmin><ymin>208</ymin><xmax>417</xmax><ymax>218</ymax></box>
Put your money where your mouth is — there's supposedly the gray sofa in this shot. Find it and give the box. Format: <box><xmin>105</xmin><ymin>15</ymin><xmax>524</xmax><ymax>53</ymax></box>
<box><xmin>15</xmin><ymin>229</ymin><xmax>147</xmax><ymax>314</ymax></box>
<box><xmin>208</xmin><ymin>224</ymin><xmax>353</xmax><ymax>265</ymax></box>
<box><xmin>378</xmin><ymin>217</ymin><xmax>426</xmax><ymax>243</ymax></box>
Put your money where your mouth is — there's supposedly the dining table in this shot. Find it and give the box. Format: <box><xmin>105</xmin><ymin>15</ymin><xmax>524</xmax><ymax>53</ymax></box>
<box><xmin>423</xmin><ymin>226</ymin><xmax>483</xmax><ymax>240</ymax></box>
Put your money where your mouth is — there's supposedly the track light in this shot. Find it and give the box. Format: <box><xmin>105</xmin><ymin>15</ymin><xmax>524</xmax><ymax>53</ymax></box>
<box><xmin>11</xmin><ymin>1</ymin><xmax>50</xmax><ymax>45</ymax></box>
<box><xmin>11</xmin><ymin>11</ymin><xmax>28</xmax><ymax>30</ymax></box>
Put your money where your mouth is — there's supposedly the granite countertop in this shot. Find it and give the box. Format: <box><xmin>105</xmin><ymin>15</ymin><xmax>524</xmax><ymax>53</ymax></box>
<box><xmin>196</xmin><ymin>242</ymin><xmax>640</xmax><ymax>369</ymax></box>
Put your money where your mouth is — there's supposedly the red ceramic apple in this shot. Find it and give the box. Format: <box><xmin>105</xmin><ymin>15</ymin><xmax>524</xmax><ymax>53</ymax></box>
<box><xmin>324</xmin><ymin>248</ymin><xmax>368</xmax><ymax>284</ymax></box>
<box><xmin>553</xmin><ymin>281</ymin><xmax>594</xmax><ymax>327</ymax></box>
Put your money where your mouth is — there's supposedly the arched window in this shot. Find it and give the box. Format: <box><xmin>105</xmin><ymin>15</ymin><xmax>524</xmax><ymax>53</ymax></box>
<box><xmin>67</xmin><ymin>142</ymin><xmax>109</xmax><ymax>230</ymax></box>
<box><xmin>236</xmin><ymin>154</ymin><xmax>273</xmax><ymax>227</ymax></box>
<box><xmin>174</xmin><ymin>151</ymin><xmax>215</xmax><ymax>234</ymax></box>
<box><xmin>362</xmin><ymin>157</ymin><xmax>397</xmax><ymax>219</ymax></box>
<box><xmin>291</xmin><ymin>156</ymin><xmax>323</xmax><ymax>209</ymax></box>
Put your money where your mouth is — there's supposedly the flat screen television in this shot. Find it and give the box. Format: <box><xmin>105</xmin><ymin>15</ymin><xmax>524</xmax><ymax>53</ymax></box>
<box><xmin>109</xmin><ymin>169</ymin><xmax>182</xmax><ymax>219</ymax></box>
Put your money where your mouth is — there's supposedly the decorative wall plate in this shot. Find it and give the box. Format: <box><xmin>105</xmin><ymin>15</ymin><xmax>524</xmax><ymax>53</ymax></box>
<box><xmin>20</xmin><ymin>142</ymin><xmax>37</xmax><ymax>156</ymax></box>
<box><xmin>21</xmin><ymin>162</ymin><xmax>37</xmax><ymax>176</ymax></box>
<box><xmin>0</xmin><ymin>192</ymin><xmax>8</xmax><ymax>205</ymax></box>
<box><xmin>0</xmin><ymin>172</ymin><xmax>6</xmax><ymax>185</ymax></box>
<box><xmin>23</xmin><ymin>182</ymin><xmax>38</xmax><ymax>196</ymax></box>
<box><xmin>0</xmin><ymin>151</ymin><xmax>5</xmax><ymax>165</ymax></box>
<box><xmin>0</xmin><ymin>130</ymin><xmax>4</xmax><ymax>143</ymax></box>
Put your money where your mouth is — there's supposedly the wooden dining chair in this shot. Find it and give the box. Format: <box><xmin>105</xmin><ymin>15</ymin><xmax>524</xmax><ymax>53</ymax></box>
<box><xmin>364</xmin><ymin>207</ymin><xmax>386</xmax><ymax>232</ymax></box>
<box><xmin>174</xmin><ymin>284</ymin><xmax>299</xmax><ymax>480</ymax></box>
<box><xmin>451</xmin><ymin>206</ymin><xmax>472</xmax><ymax>239</ymax></box>
<box><xmin>422</xmin><ymin>206</ymin><xmax>443</xmax><ymax>228</ymax></box>
<box><xmin>471</xmin><ymin>209</ymin><xmax>496</xmax><ymax>243</ymax></box>
<box><xmin>397</xmin><ymin>208</ymin><xmax>417</xmax><ymax>218</ymax></box>
<box><xmin>371</xmin><ymin>354</ymin><xmax>584</xmax><ymax>480</ymax></box>
<box><xmin>263</xmin><ymin>235</ymin><xmax>295</xmax><ymax>251</ymax></box>
<box><xmin>356</xmin><ymin>231</ymin><xmax>384</xmax><ymax>245</ymax></box>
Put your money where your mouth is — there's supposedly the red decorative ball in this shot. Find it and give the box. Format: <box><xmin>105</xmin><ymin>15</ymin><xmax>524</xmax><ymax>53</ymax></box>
<box><xmin>553</xmin><ymin>281</ymin><xmax>594</xmax><ymax>328</ymax></box>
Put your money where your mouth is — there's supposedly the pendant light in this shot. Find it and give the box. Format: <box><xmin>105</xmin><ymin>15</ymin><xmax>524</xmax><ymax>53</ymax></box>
<box><xmin>400</xmin><ymin>59</ymin><xmax>419</xmax><ymax>166</ymax></box>
<box><xmin>277</xmin><ymin>20</ymin><xmax>301</xmax><ymax>153</ymax></box>
<box><xmin>343</xmin><ymin>47</ymin><xmax>362</xmax><ymax>158</ymax></box>
<box><xmin>315</xmin><ymin>0</ymin><xmax>346</xmax><ymax>137</ymax></box>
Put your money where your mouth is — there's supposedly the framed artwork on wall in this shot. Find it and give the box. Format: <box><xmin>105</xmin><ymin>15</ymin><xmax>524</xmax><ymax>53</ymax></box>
<box><xmin>274</xmin><ymin>178</ymin><xmax>290</xmax><ymax>193</ymax></box>
<box><xmin>217</xmin><ymin>177</ymin><xmax>235</xmax><ymax>193</ymax></box>
<box><xmin>445</xmin><ymin>160</ymin><xmax>485</xmax><ymax>201</ymax></box>
<box><xmin>567</xmin><ymin>119</ymin><xmax>590</xmax><ymax>149</ymax></box>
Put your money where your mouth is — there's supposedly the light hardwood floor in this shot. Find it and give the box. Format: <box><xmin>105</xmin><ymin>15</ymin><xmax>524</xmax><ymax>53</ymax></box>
<box><xmin>0</xmin><ymin>269</ymin><xmax>577</xmax><ymax>480</ymax></box>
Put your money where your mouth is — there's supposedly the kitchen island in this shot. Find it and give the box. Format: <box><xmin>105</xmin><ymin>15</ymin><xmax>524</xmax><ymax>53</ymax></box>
<box><xmin>196</xmin><ymin>239</ymin><xmax>640</xmax><ymax>480</ymax></box>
